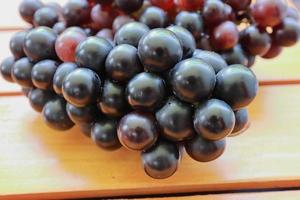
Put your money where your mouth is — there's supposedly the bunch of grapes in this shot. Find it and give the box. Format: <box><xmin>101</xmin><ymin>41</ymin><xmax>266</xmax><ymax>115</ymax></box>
<box><xmin>0</xmin><ymin>0</ymin><xmax>298</xmax><ymax>179</ymax></box>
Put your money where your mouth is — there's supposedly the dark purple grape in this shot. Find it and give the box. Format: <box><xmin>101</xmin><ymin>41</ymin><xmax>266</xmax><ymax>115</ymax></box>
<box><xmin>156</xmin><ymin>97</ymin><xmax>194</xmax><ymax>141</ymax></box>
<box><xmin>192</xmin><ymin>50</ymin><xmax>228</xmax><ymax>73</ymax></box>
<box><xmin>126</xmin><ymin>72</ymin><xmax>165</xmax><ymax>110</ymax></box>
<box><xmin>96</xmin><ymin>28</ymin><xmax>114</xmax><ymax>41</ymax></box>
<box><xmin>0</xmin><ymin>57</ymin><xmax>15</xmax><ymax>82</ymax></box>
<box><xmin>185</xmin><ymin>134</ymin><xmax>226</xmax><ymax>162</ymax></box>
<box><xmin>221</xmin><ymin>45</ymin><xmax>249</xmax><ymax>66</ymax></box>
<box><xmin>52</xmin><ymin>22</ymin><xmax>66</xmax><ymax>35</ymax></box>
<box><xmin>62</xmin><ymin>68</ymin><xmax>102</xmax><ymax>107</ymax></box>
<box><xmin>262</xmin><ymin>43</ymin><xmax>282</xmax><ymax>59</ymax></box>
<box><xmin>28</xmin><ymin>88</ymin><xmax>55</xmax><ymax>112</ymax></box>
<box><xmin>91</xmin><ymin>119</ymin><xmax>122</xmax><ymax>150</ymax></box>
<box><xmin>202</xmin><ymin>0</ymin><xmax>228</xmax><ymax>27</ymax></box>
<box><xmin>12</xmin><ymin>57</ymin><xmax>34</xmax><ymax>87</ymax></box>
<box><xmin>142</xmin><ymin>139</ymin><xmax>180</xmax><ymax>179</ymax></box>
<box><xmin>66</xmin><ymin>103</ymin><xmax>97</xmax><ymax>124</ymax></box>
<box><xmin>42</xmin><ymin>98</ymin><xmax>74</xmax><ymax>131</ymax></box>
<box><xmin>115</xmin><ymin>0</ymin><xmax>144</xmax><ymax>13</ymax></box>
<box><xmin>105</xmin><ymin>44</ymin><xmax>142</xmax><ymax>82</ymax></box>
<box><xmin>167</xmin><ymin>25</ymin><xmax>196</xmax><ymax>59</ymax></box>
<box><xmin>33</xmin><ymin>7</ymin><xmax>59</xmax><ymax>27</ymax></box>
<box><xmin>9</xmin><ymin>31</ymin><xmax>27</xmax><ymax>59</ymax></box>
<box><xmin>240</xmin><ymin>25</ymin><xmax>272</xmax><ymax>56</ymax></box>
<box><xmin>139</xmin><ymin>6</ymin><xmax>167</xmax><ymax>29</ymax></box>
<box><xmin>251</xmin><ymin>0</ymin><xmax>287</xmax><ymax>27</ymax></box>
<box><xmin>117</xmin><ymin>112</ymin><xmax>158</xmax><ymax>151</ymax></box>
<box><xmin>75</xmin><ymin>36</ymin><xmax>113</xmax><ymax>73</ymax></box>
<box><xmin>24</xmin><ymin>27</ymin><xmax>57</xmax><ymax>62</ymax></box>
<box><xmin>194</xmin><ymin>99</ymin><xmax>235</xmax><ymax>141</ymax></box>
<box><xmin>230</xmin><ymin>108</ymin><xmax>249</xmax><ymax>137</ymax></box>
<box><xmin>53</xmin><ymin>62</ymin><xmax>78</xmax><ymax>95</ymax></box>
<box><xmin>19</xmin><ymin>0</ymin><xmax>43</xmax><ymax>24</ymax></box>
<box><xmin>170</xmin><ymin>58</ymin><xmax>216</xmax><ymax>103</ymax></box>
<box><xmin>212</xmin><ymin>21</ymin><xmax>239</xmax><ymax>50</ymax></box>
<box><xmin>214</xmin><ymin>64</ymin><xmax>258</xmax><ymax>110</ymax></box>
<box><xmin>196</xmin><ymin>34</ymin><xmax>213</xmax><ymax>51</ymax></box>
<box><xmin>63</xmin><ymin>0</ymin><xmax>91</xmax><ymax>26</ymax></box>
<box><xmin>273</xmin><ymin>18</ymin><xmax>300</xmax><ymax>47</ymax></box>
<box><xmin>114</xmin><ymin>22</ymin><xmax>150</xmax><ymax>47</ymax></box>
<box><xmin>175</xmin><ymin>11</ymin><xmax>203</xmax><ymax>38</ymax></box>
<box><xmin>98</xmin><ymin>80</ymin><xmax>128</xmax><ymax>117</ymax></box>
<box><xmin>31</xmin><ymin>60</ymin><xmax>58</xmax><ymax>90</ymax></box>
<box><xmin>138</xmin><ymin>28</ymin><xmax>183</xmax><ymax>72</ymax></box>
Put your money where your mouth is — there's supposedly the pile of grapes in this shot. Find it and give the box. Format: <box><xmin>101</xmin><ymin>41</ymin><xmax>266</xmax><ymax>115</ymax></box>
<box><xmin>0</xmin><ymin>0</ymin><xmax>299</xmax><ymax>179</ymax></box>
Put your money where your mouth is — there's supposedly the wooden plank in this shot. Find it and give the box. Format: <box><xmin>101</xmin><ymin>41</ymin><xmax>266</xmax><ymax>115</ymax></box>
<box><xmin>142</xmin><ymin>191</ymin><xmax>300</xmax><ymax>200</ymax></box>
<box><xmin>0</xmin><ymin>85</ymin><xmax>300</xmax><ymax>199</ymax></box>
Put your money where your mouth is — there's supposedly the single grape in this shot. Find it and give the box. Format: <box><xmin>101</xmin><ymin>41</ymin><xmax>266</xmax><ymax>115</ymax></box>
<box><xmin>91</xmin><ymin>4</ymin><xmax>114</xmax><ymax>29</ymax></box>
<box><xmin>114</xmin><ymin>22</ymin><xmax>150</xmax><ymax>47</ymax></box>
<box><xmin>262</xmin><ymin>43</ymin><xmax>282</xmax><ymax>59</ymax></box>
<box><xmin>214</xmin><ymin>64</ymin><xmax>258</xmax><ymax>110</ymax></box>
<box><xmin>42</xmin><ymin>98</ymin><xmax>74</xmax><ymax>131</ymax></box>
<box><xmin>192</xmin><ymin>50</ymin><xmax>228</xmax><ymax>73</ymax></box>
<box><xmin>251</xmin><ymin>0</ymin><xmax>287</xmax><ymax>27</ymax></box>
<box><xmin>31</xmin><ymin>60</ymin><xmax>58</xmax><ymax>90</ymax></box>
<box><xmin>75</xmin><ymin>36</ymin><xmax>113</xmax><ymax>73</ymax></box>
<box><xmin>212</xmin><ymin>21</ymin><xmax>239</xmax><ymax>50</ymax></box>
<box><xmin>240</xmin><ymin>25</ymin><xmax>272</xmax><ymax>56</ymax></box>
<box><xmin>138</xmin><ymin>28</ymin><xmax>183</xmax><ymax>72</ymax></box>
<box><xmin>19</xmin><ymin>0</ymin><xmax>43</xmax><ymax>24</ymax></box>
<box><xmin>9</xmin><ymin>31</ymin><xmax>27</xmax><ymax>59</ymax></box>
<box><xmin>230</xmin><ymin>108</ymin><xmax>249</xmax><ymax>137</ymax></box>
<box><xmin>105</xmin><ymin>44</ymin><xmax>142</xmax><ymax>82</ymax></box>
<box><xmin>194</xmin><ymin>99</ymin><xmax>235</xmax><ymax>141</ymax></box>
<box><xmin>12</xmin><ymin>57</ymin><xmax>34</xmax><ymax>87</ymax></box>
<box><xmin>139</xmin><ymin>6</ymin><xmax>167</xmax><ymax>29</ymax></box>
<box><xmin>273</xmin><ymin>18</ymin><xmax>300</xmax><ymax>47</ymax></box>
<box><xmin>175</xmin><ymin>11</ymin><xmax>203</xmax><ymax>38</ymax></box>
<box><xmin>24</xmin><ymin>27</ymin><xmax>57</xmax><ymax>62</ymax></box>
<box><xmin>202</xmin><ymin>0</ymin><xmax>228</xmax><ymax>27</ymax></box>
<box><xmin>33</xmin><ymin>7</ymin><xmax>59</xmax><ymax>27</ymax></box>
<box><xmin>53</xmin><ymin>62</ymin><xmax>78</xmax><ymax>95</ymax></box>
<box><xmin>0</xmin><ymin>57</ymin><xmax>15</xmax><ymax>82</ymax></box>
<box><xmin>91</xmin><ymin>119</ymin><xmax>122</xmax><ymax>150</ymax></box>
<box><xmin>98</xmin><ymin>80</ymin><xmax>128</xmax><ymax>117</ymax></box>
<box><xmin>62</xmin><ymin>68</ymin><xmax>102</xmax><ymax>107</ymax></box>
<box><xmin>185</xmin><ymin>134</ymin><xmax>226</xmax><ymax>162</ymax></box>
<box><xmin>66</xmin><ymin>103</ymin><xmax>97</xmax><ymax>124</ymax></box>
<box><xmin>115</xmin><ymin>0</ymin><xmax>144</xmax><ymax>13</ymax></box>
<box><xmin>28</xmin><ymin>89</ymin><xmax>55</xmax><ymax>112</ymax></box>
<box><xmin>55</xmin><ymin>28</ymin><xmax>87</xmax><ymax>62</ymax></box>
<box><xmin>156</xmin><ymin>97</ymin><xmax>194</xmax><ymax>141</ymax></box>
<box><xmin>126</xmin><ymin>72</ymin><xmax>165</xmax><ymax>110</ymax></box>
<box><xmin>63</xmin><ymin>0</ymin><xmax>91</xmax><ymax>26</ymax></box>
<box><xmin>170</xmin><ymin>58</ymin><xmax>216</xmax><ymax>103</ymax></box>
<box><xmin>167</xmin><ymin>25</ymin><xmax>196</xmax><ymax>58</ymax></box>
<box><xmin>117</xmin><ymin>112</ymin><xmax>158</xmax><ymax>151</ymax></box>
<box><xmin>142</xmin><ymin>139</ymin><xmax>180</xmax><ymax>179</ymax></box>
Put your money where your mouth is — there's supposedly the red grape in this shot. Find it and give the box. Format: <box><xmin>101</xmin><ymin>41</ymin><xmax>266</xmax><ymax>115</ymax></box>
<box><xmin>262</xmin><ymin>43</ymin><xmax>282</xmax><ymax>59</ymax></box>
<box><xmin>212</xmin><ymin>21</ymin><xmax>239</xmax><ymax>50</ymax></box>
<box><xmin>177</xmin><ymin>0</ymin><xmax>205</xmax><ymax>11</ymax></box>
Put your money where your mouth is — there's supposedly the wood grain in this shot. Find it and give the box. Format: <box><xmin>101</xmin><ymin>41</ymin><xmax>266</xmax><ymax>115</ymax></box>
<box><xmin>1</xmin><ymin>85</ymin><xmax>300</xmax><ymax>199</ymax></box>
<box><xmin>142</xmin><ymin>191</ymin><xmax>300</xmax><ymax>200</ymax></box>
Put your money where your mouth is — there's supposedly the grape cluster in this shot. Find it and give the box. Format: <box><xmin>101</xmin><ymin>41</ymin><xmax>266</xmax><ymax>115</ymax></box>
<box><xmin>0</xmin><ymin>0</ymin><xmax>298</xmax><ymax>179</ymax></box>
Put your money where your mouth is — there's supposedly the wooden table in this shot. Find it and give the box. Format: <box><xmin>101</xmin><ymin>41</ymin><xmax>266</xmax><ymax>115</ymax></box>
<box><xmin>1</xmin><ymin>1</ymin><xmax>300</xmax><ymax>199</ymax></box>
